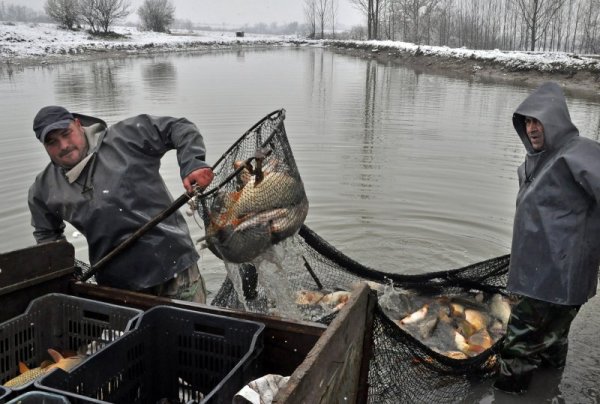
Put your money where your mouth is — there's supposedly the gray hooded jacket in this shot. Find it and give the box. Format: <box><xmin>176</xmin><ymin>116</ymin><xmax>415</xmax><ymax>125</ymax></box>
<box><xmin>28</xmin><ymin>113</ymin><xmax>210</xmax><ymax>290</ymax></box>
<box><xmin>508</xmin><ymin>82</ymin><xmax>600</xmax><ymax>305</ymax></box>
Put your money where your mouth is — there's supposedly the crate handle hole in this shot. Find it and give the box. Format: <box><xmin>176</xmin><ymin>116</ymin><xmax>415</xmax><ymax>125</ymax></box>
<box><xmin>193</xmin><ymin>323</ymin><xmax>225</xmax><ymax>337</ymax></box>
<box><xmin>83</xmin><ymin>310</ymin><xmax>110</xmax><ymax>323</ymax></box>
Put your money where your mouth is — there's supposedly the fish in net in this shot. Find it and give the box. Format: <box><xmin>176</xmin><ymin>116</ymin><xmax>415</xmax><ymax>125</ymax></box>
<box><xmin>198</xmin><ymin>109</ymin><xmax>309</xmax><ymax>265</ymax></box>
<box><xmin>193</xmin><ymin>110</ymin><xmax>512</xmax><ymax>403</ymax></box>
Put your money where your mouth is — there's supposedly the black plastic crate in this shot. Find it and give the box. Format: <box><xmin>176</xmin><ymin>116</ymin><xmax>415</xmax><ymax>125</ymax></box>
<box><xmin>6</xmin><ymin>390</ymin><xmax>70</xmax><ymax>403</ymax></box>
<box><xmin>37</xmin><ymin>306</ymin><xmax>265</xmax><ymax>404</ymax></box>
<box><xmin>0</xmin><ymin>386</ymin><xmax>9</xmax><ymax>403</ymax></box>
<box><xmin>0</xmin><ymin>294</ymin><xmax>142</xmax><ymax>393</ymax></box>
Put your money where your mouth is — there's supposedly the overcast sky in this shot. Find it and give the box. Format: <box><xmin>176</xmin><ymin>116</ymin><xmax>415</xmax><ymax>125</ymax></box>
<box><xmin>16</xmin><ymin>0</ymin><xmax>364</xmax><ymax>28</ymax></box>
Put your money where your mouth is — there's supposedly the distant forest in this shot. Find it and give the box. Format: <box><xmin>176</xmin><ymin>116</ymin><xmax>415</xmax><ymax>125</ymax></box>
<box><xmin>0</xmin><ymin>2</ymin><xmax>50</xmax><ymax>23</ymax></box>
<box><xmin>344</xmin><ymin>0</ymin><xmax>600</xmax><ymax>53</ymax></box>
<box><xmin>2</xmin><ymin>0</ymin><xmax>599</xmax><ymax>54</ymax></box>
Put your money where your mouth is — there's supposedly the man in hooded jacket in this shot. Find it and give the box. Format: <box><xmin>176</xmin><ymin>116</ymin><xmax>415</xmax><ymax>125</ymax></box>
<box><xmin>28</xmin><ymin>106</ymin><xmax>214</xmax><ymax>302</ymax></box>
<box><xmin>494</xmin><ymin>82</ymin><xmax>600</xmax><ymax>393</ymax></box>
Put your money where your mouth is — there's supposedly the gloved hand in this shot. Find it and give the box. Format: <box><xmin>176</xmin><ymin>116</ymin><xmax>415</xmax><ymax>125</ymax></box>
<box><xmin>183</xmin><ymin>167</ymin><xmax>214</xmax><ymax>193</ymax></box>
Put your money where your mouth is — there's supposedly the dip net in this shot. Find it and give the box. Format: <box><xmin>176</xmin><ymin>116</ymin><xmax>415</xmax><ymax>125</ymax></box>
<box><xmin>197</xmin><ymin>109</ymin><xmax>511</xmax><ymax>403</ymax></box>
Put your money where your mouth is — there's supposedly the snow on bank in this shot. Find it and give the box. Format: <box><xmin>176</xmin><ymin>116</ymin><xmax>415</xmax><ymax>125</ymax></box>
<box><xmin>325</xmin><ymin>39</ymin><xmax>600</xmax><ymax>73</ymax></box>
<box><xmin>0</xmin><ymin>21</ymin><xmax>289</xmax><ymax>61</ymax></box>
<box><xmin>1</xmin><ymin>21</ymin><xmax>599</xmax><ymax>74</ymax></box>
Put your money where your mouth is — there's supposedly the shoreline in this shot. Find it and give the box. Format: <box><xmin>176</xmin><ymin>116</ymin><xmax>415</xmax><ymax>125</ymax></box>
<box><xmin>323</xmin><ymin>42</ymin><xmax>600</xmax><ymax>100</ymax></box>
<box><xmin>3</xmin><ymin>38</ymin><xmax>600</xmax><ymax>99</ymax></box>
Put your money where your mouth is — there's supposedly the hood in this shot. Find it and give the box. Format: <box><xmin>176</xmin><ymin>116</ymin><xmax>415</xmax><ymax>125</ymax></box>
<box><xmin>73</xmin><ymin>112</ymin><xmax>108</xmax><ymax>131</ymax></box>
<box><xmin>512</xmin><ymin>82</ymin><xmax>579</xmax><ymax>154</ymax></box>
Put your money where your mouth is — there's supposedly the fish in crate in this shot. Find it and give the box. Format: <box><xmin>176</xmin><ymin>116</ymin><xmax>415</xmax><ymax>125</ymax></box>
<box><xmin>3</xmin><ymin>349</ymin><xmax>86</xmax><ymax>388</ymax></box>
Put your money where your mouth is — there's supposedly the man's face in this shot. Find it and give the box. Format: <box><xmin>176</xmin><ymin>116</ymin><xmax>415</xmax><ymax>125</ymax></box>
<box><xmin>525</xmin><ymin>116</ymin><xmax>545</xmax><ymax>151</ymax></box>
<box><xmin>44</xmin><ymin>119</ymin><xmax>89</xmax><ymax>169</ymax></box>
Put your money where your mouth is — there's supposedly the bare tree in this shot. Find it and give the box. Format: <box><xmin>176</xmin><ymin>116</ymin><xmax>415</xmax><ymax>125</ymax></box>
<box><xmin>349</xmin><ymin>0</ymin><xmax>381</xmax><ymax>39</ymax></box>
<box><xmin>512</xmin><ymin>0</ymin><xmax>566</xmax><ymax>50</ymax></box>
<box><xmin>397</xmin><ymin>0</ymin><xmax>441</xmax><ymax>44</ymax></box>
<box><xmin>45</xmin><ymin>0</ymin><xmax>79</xmax><ymax>29</ymax></box>
<box><xmin>579</xmin><ymin>0</ymin><xmax>600</xmax><ymax>53</ymax></box>
<box><xmin>80</xmin><ymin>0</ymin><xmax>131</xmax><ymax>34</ymax></box>
<box><xmin>330</xmin><ymin>0</ymin><xmax>339</xmax><ymax>38</ymax></box>
<box><xmin>304</xmin><ymin>0</ymin><xmax>317</xmax><ymax>38</ymax></box>
<box><xmin>138</xmin><ymin>0</ymin><xmax>174</xmax><ymax>33</ymax></box>
<box><xmin>316</xmin><ymin>0</ymin><xmax>330</xmax><ymax>38</ymax></box>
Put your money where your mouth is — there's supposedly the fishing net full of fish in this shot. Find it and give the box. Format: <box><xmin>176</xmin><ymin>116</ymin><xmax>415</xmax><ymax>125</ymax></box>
<box><xmin>193</xmin><ymin>109</ymin><xmax>512</xmax><ymax>404</ymax></box>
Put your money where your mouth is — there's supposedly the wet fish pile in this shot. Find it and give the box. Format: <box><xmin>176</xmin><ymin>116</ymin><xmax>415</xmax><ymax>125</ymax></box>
<box><xmin>379</xmin><ymin>285</ymin><xmax>514</xmax><ymax>359</ymax></box>
<box><xmin>205</xmin><ymin>159</ymin><xmax>309</xmax><ymax>263</ymax></box>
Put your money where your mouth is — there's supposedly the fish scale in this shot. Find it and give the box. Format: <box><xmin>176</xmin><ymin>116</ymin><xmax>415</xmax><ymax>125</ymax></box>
<box><xmin>3</xmin><ymin>365</ymin><xmax>48</xmax><ymax>388</ymax></box>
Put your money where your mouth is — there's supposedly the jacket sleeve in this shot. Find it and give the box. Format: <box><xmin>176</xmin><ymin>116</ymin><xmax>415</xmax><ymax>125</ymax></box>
<box><xmin>565</xmin><ymin>139</ymin><xmax>600</xmax><ymax>204</ymax></box>
<box><xmin>28</xmin><ymin>184</ymin><xmax>66</xmax><ymax>244</ymax></box>
<box><xmin>131</xmin><ymin>115</ymin><xmax>211</xmax><ymax>179</ymax></box>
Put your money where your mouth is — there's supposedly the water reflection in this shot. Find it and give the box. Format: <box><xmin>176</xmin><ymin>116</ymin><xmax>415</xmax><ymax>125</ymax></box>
<box><xmin>142</xmin><ymin>58</ymin><xmax>177</xmax><ymax>101</ymax></box>
<box><xmin>53</xmin><ymin>59</ymin><xmax>133</xmax><ymax>114</ymax></box>
<box><xmin>0</xmin><ymin>63</ymin><xmax>14</xmax><ymax>80</ymax></box>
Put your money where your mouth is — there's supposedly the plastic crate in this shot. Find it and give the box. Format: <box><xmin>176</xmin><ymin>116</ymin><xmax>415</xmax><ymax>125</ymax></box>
<box><xmin>6</xmin><ymin>390</ymin><xmax>70</xmax><ymax>403</ymax></box>
<box><xmin>0</xmin><ymin>386</ymin><xmax>9</xmax><ymax>403</ymax></box>
<box><xmin>0</xmin><ymin>294</ymin><xmax>142</xmax><ymax>394</ymax></box>
<box><xmin>37</xmin><ymin>306</ymin><xmax>265</xmax><ymax>404</ymax></box>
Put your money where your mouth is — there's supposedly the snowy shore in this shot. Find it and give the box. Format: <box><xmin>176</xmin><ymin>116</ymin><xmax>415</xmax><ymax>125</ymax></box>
<box><xmin>2</xmin><ymin>21</ymin><xmax>599</xmax><ymax>95</ymax></box>
<box><xmin>0</xmin><ymin>22</ymin><xmax>290</xmax><ymax>62</ymax></box>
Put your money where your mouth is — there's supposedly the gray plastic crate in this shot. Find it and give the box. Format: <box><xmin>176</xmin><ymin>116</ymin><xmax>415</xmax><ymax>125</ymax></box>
<box><xmin>6</xmin><ymin>391</ymin><xmax>70</xmax><ymax>403</ymax></box>
<box><xmin>0</xmin><ymin>294</ymin><xmax>142</xmax><ymax>394</ymax></box>
<box><xmin>37</xmin><ymin>305</ymin><xmax>265</xmax><ymax>404</ymax></box>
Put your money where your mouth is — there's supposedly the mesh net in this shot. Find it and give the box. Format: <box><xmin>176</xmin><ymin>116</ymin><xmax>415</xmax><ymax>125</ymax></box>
<box><xmin>198</xmin><ymin>109</ymin><xmax>308</xmax><ymax>265</ymax></box>
<box><xmin>193</xmin><ymin>110</ymin><xmax>511</xmax><ymax>403</ymax></box>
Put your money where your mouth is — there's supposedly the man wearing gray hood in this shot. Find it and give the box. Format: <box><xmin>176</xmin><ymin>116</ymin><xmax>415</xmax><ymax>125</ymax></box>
<box><xmin>28</xmin><ymin>106</ymin><xmax>214</xmax><ymax>303</ymax></box>
<box><xmin>494</xmin><ymin>82</ymin><xmax>600</xmax><ymax>393</ymax></box>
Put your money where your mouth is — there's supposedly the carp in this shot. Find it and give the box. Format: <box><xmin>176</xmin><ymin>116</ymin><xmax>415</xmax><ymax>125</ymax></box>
<box><xmin>489</xmin><ymin>293</ymin><xmax>512</xmax><ymax>325</ymax></box>
<box><xmin>3</xmin><ymin>360</ymin><xmax>53</xmax><ymax>388</ymax></box>
<box><xmin>295</xmin><ymin>290</ymin><xmax>325</xmax><ymax>305</ymax></box>
<box><xmin>398</xmin><ymin>304</ymin><xmax>429</xmax><ymax>325</ymax></box>
<box><xmin>387</xmin><ymin>291</ymin><xmax>512</xmax><ymax>359</ymax></box>
<box><xmin>206</xmin><ymin>170</ymin><xmax>309</xmax><ymax>263</ymax></box>
<box><xmin>3</xmin><ymin>348</ymin><xmax>85</xmax><ymax>388</ymax></box>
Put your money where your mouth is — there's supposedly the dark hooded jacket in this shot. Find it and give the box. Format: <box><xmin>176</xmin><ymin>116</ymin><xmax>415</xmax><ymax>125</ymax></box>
<box><xmin>508</xmin><ymin>82</ymin><xmax>600</xmax><ymax>305</ymax></box>
<box><xmin>28</xmin><ymin>113</ymin><xmax>210</xmax><ymax>290</ymax></box>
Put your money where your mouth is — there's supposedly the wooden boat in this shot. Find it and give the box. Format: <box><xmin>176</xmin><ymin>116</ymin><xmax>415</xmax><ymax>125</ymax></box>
<box><xmin>0</xmin><ymin>240</ymin><xmax>376</xmax><ymax>403</ymax></box>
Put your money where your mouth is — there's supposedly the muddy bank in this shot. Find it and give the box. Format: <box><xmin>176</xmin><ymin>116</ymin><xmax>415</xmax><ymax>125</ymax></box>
<box><xmin>323</xmin><ymin>42</ymin><xmax>600</xmax><ymax>100</ymax></box>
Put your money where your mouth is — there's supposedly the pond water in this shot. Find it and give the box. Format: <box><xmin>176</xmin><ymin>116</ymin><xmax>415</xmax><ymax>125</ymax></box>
<box><xmin>1</xmin><ymin>47</ymin><xmax>599</xmax><ymax>403</ymax></box>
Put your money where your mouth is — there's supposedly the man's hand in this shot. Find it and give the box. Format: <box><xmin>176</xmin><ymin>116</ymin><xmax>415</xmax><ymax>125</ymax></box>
<box><xmin>183</xmin><ymin>167</ymin><xmax>214</xmax><ymax>193</ymax></box>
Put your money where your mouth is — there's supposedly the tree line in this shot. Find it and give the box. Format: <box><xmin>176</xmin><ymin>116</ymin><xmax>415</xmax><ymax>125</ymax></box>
<box><xmin>0</xmin><ymin>0</ymin><xmax>177</xmax><ymax>34</ymax></box>
<box><xmin>46</xmin><ymin>0</ymin><xmax>177</xmax><ymax>34</ymax></box>
<box><xmin>3</xmin><ymin>0</ymin><xmax>598</xmax><ymax>53</ymax></box>
<box><xmin>0</xmin><ymin>2</ymin><xmax>50</xmax><ymax>22</ymax></box>
<box><xmin>346</xmin><ymin>0</ymin><xmax>600</xmax><ymax>53</ymax></box>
